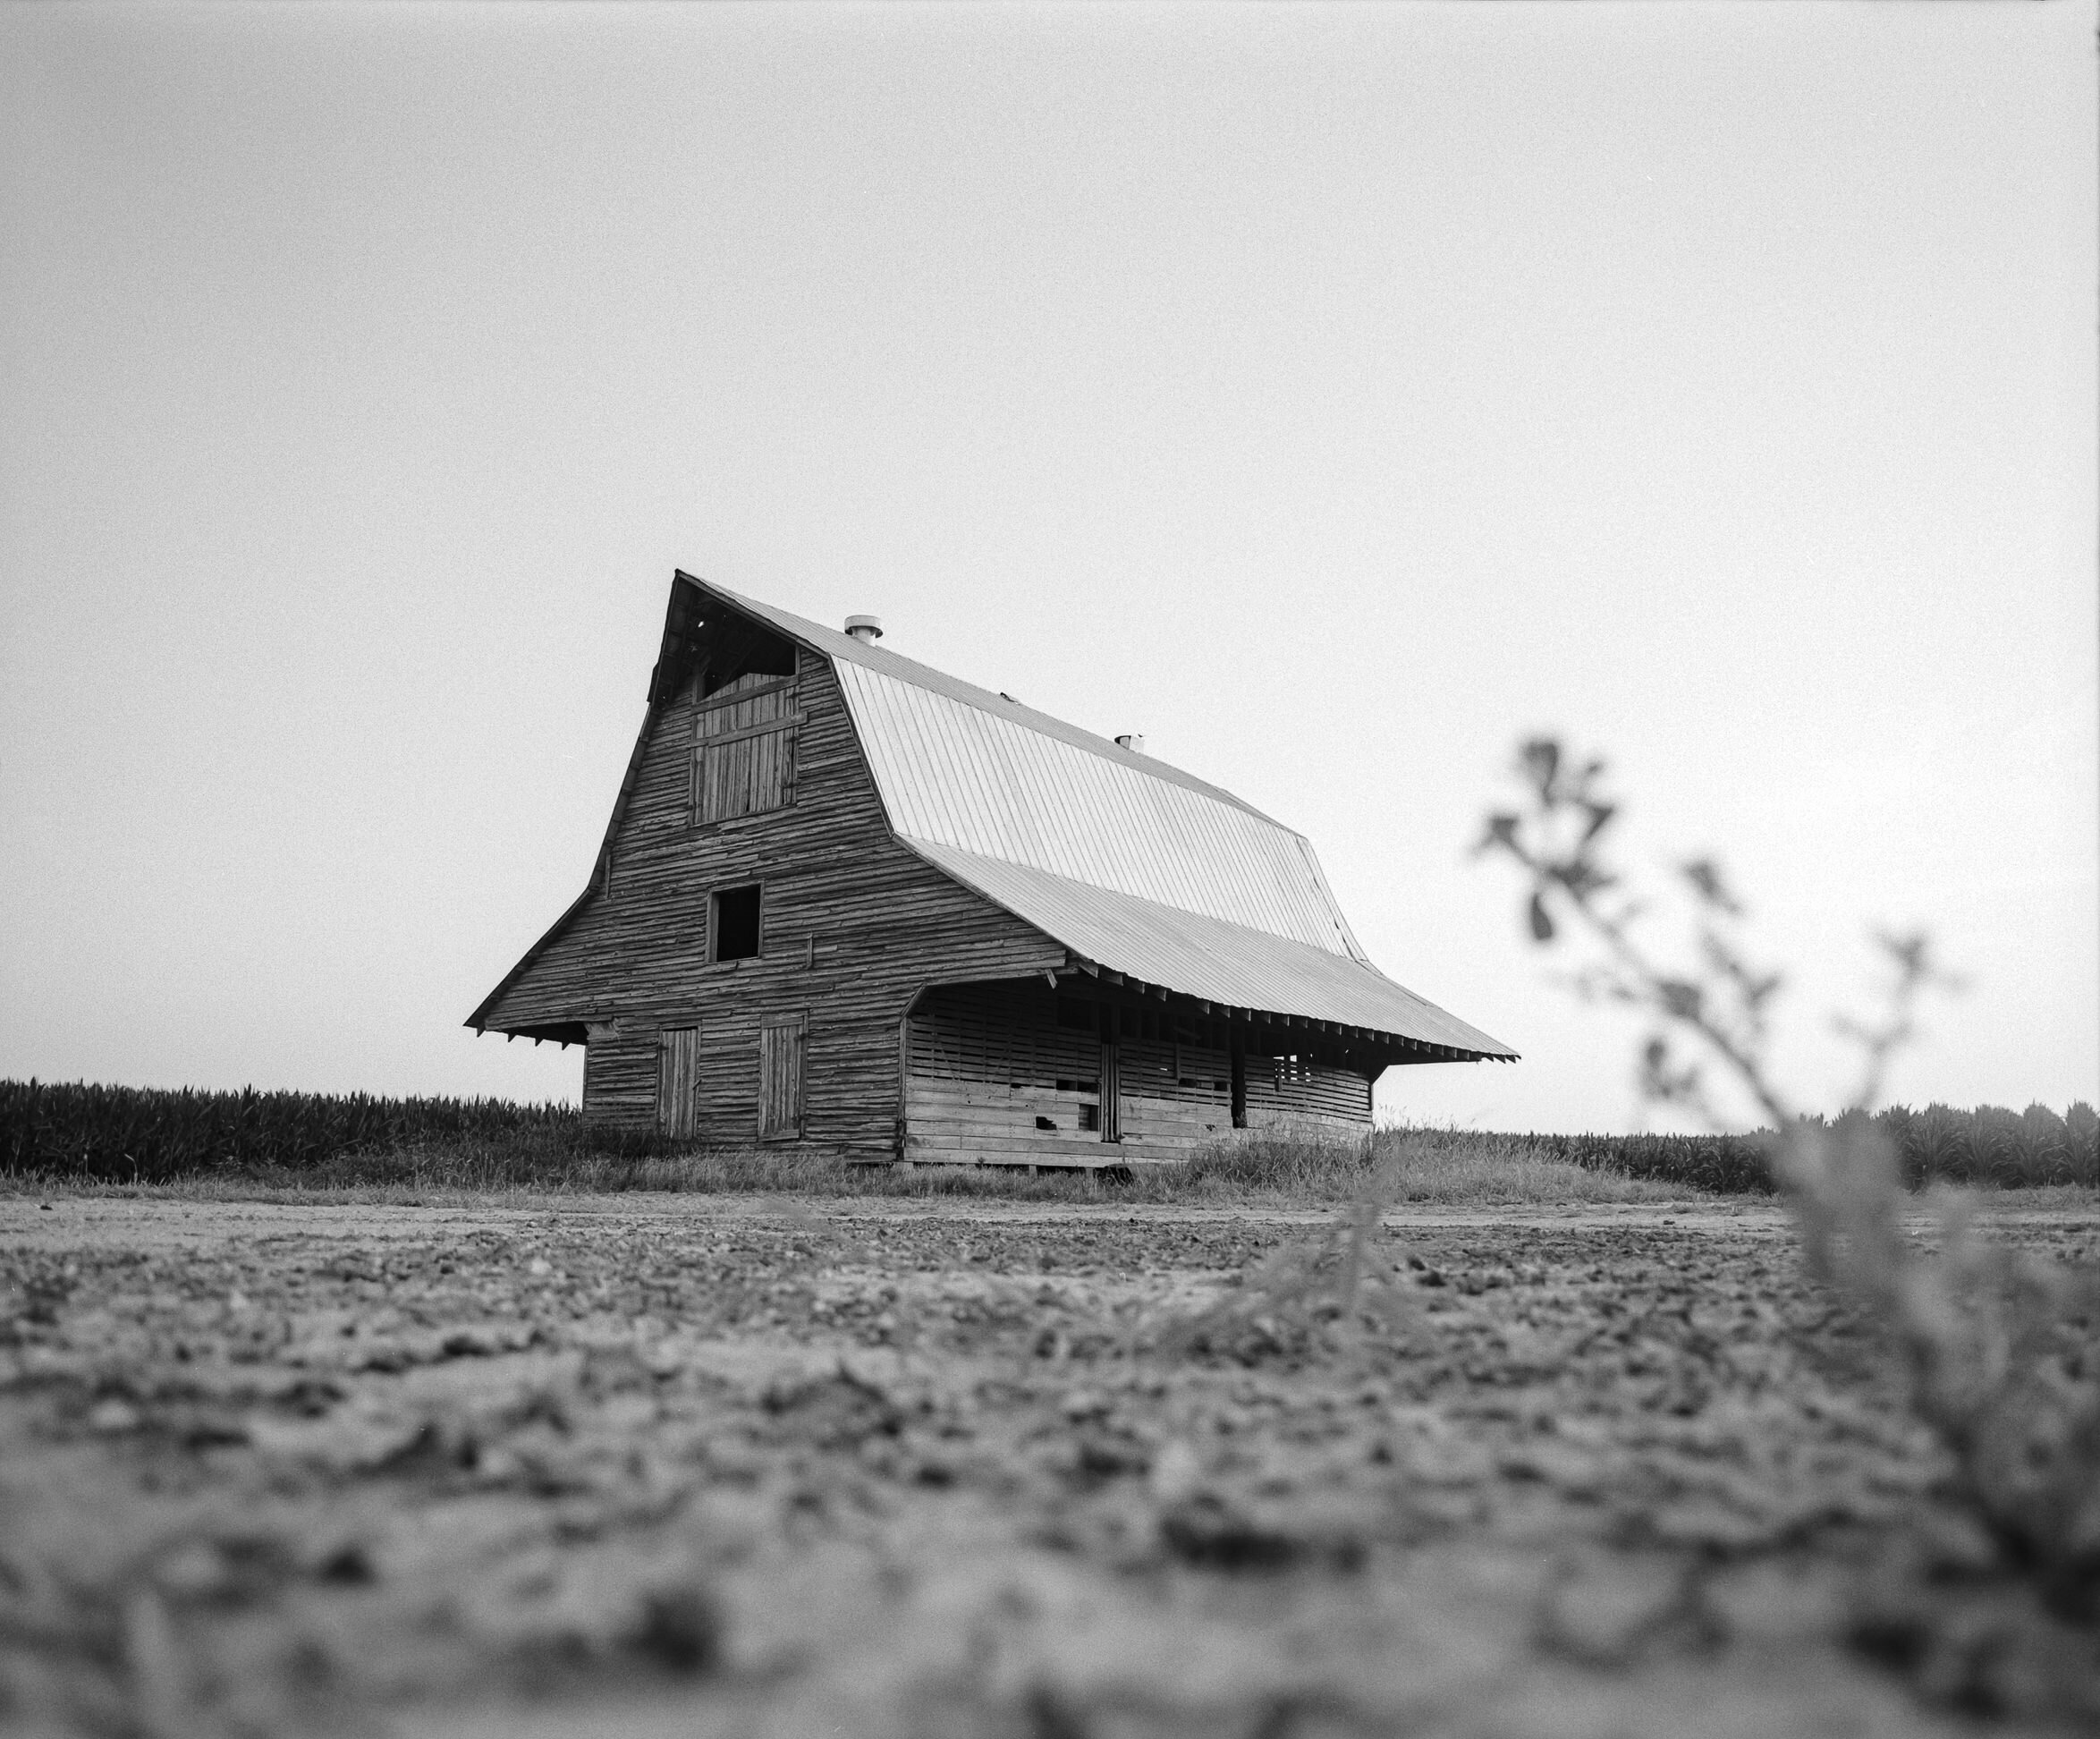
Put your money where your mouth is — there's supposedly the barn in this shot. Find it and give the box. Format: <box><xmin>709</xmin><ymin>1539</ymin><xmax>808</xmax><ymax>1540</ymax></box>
<box><xmin>469</xmin><ymin>572</ymin><xmax>1516</xmax><ymax>1167</ymax></box>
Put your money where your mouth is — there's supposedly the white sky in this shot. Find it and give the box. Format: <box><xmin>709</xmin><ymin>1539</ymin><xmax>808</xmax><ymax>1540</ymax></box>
<box><xmin>3</xmin><ymin>2</ymin><xmax>2094</xmax><ymax>1133</ymax></box>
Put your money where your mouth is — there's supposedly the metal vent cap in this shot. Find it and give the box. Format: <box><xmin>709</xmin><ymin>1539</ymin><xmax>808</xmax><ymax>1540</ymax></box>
<box><xmin>844</xmin><ymin>615</ymin><xmax>884</xmax><ymax>643</ymax></box>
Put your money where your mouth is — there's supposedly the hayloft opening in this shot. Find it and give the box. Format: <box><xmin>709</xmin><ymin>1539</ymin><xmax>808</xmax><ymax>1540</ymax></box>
<box><xmin>701</xmin><ymin>631</ymin><xmax>796</xmax><ymax>699</ymax></box>
<box><xmin>675</xmin><ymin>616</ymin><xmax>797</xmax><ymax>702</ymax></box>
<box><xmin>712</xmin><ymin>885</ymin><xmax>761</xmax><ymax>961</ymax></box>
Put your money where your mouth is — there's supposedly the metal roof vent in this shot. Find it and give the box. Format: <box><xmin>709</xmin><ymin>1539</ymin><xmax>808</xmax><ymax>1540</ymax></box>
<box><xmin>1114</xmin><ymin>734</ymin><xmax>1146</xmax><ymax>753</ymax></box>
<box><xmin>843</xmin><ymin>615</ymin><xmax>884</xmax><ymax>643</ymax></box>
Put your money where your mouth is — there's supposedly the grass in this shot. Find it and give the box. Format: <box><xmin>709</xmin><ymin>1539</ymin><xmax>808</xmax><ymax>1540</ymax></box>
<box><xmin>1151</xmin><ymin>1127</ymin><xmax>1683</xmax><ymax>1204</ymax></box>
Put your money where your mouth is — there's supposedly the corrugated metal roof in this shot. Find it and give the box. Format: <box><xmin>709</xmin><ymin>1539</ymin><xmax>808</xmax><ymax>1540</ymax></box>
<box><xmin>673</xmin><ymin>573</ymin><xmax>1515</xmax><ymax>1058</ymax></box>
<box><xmin>834</xmin><ymin>660</ymin><xmax>1361</xmax><ymax>955</ymax></box>
<box><xmin>902</xmin><ymin>843</ymin><xmax>1517</xmax><ymax>1057</ymax></box>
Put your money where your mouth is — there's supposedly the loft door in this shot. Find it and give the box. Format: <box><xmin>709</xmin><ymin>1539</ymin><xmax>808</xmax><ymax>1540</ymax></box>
<box><xmin>693</xmin><ymin>674</ymin><xmax>797</xmax><ymax>822</ymax></box>
<box><xmin>758</xmin><ymin>1013</ymin><xmax>806</xmax><ymax>1141</ymax></box>
<box><xmin>656</xmin><ymin>1027</ymin><xmax>701</xmax><ymax>1139</ymax></box>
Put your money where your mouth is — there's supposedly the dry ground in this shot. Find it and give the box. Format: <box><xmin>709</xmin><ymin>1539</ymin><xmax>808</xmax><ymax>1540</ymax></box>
<box><xmin>3</xmin><ymin>1191</ymin><xmax>2096</xmax><ymax>1738</ymax></box>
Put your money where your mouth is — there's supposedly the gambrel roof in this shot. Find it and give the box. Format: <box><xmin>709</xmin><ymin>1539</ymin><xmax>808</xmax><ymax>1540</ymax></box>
<box><xmin>681</xmin><ymin>575</ymin><xmax>1515</xmax><ymax>1062</ymax></box>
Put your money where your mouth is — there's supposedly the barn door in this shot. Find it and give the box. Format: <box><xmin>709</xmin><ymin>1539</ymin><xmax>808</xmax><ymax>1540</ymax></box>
<box><xmin>656</xmin><ymin>1027</ymin><xmax>701</xmax><ymax>1139</ymax></box>
<box><xmin>758</xmin><ymin>1013</ymin><xmax>806</xmax><ymax>1141</ymax></box>
<box><xmin>1098</xmin><ymin>1039</ymin><xmax>1122</xmax><ymax>1143</ymax></box>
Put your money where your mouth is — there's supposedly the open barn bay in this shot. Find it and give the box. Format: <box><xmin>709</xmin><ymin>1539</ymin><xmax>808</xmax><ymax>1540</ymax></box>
<box><xmin>4</xmin><ymin>1190</ymin><xmax>2096</xmax><ymax>1737</ymax></box>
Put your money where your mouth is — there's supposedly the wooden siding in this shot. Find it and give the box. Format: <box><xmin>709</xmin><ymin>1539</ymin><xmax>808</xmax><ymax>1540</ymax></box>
<box><xmin>1243</xmin><ymin>1052</ymin><xmax>1375</xmax><ymax>1131</ymax></box>
<box><xmin>582</xmin><ymin>1030</ymin><xmax>656</xmax><ymax>1124</ymax></box>
<box><xmin>481</xmin><ymin>649</ymin><xmax>1063</xmax><ymax>1150</ymax></box>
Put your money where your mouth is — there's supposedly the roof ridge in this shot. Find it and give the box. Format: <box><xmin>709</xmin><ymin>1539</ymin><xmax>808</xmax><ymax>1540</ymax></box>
<box><xmin>677</xmin><ymin>572</ymin><xmax>1291</xmax><ymax>831</ymax></box>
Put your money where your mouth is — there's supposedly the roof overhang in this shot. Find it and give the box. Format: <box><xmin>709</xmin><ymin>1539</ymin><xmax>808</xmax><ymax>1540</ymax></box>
<box><xmin>899</xmin><ymin>840</ymin><xmax>1519</xmax><ymax>1062</ymax></box>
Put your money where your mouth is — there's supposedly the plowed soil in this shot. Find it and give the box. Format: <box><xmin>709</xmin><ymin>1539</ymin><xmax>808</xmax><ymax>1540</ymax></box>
<box><xmin>4</xmin><ymin>1193</ymin><xmax>2096</xmax><ymax>1737</ymax></box>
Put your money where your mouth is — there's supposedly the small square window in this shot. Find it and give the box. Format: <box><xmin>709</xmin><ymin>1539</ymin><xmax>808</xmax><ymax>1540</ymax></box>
<box><xmin>712</xmin><ymin>886</ymin><xmax>761</xmax><ymax>961</ymax></box>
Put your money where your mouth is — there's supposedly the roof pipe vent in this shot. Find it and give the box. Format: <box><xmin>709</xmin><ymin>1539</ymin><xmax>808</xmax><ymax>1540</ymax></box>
<box><xmin>1114</xmin><ymin>734</ymin><xmax>1146</xmax><ymax>753</ymax></box>
<box><xmin>843</xmin><ymin>615</ymin><xmax>884</xmax><ymax>643</ymax></box>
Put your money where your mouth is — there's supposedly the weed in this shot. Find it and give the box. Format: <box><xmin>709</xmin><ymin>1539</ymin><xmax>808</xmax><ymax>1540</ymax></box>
<box><xmin>1477</xmin><ymin>734</ymin><xmax>2100</xmax><ymax>1636</ymax></box>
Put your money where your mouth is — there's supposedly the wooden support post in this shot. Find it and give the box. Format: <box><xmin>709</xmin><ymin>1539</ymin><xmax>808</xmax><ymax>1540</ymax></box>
<box><xmin>1229</xmin><ymin>1025</ymin><xmax>1248</xmax><ymax>1130</ymax></box>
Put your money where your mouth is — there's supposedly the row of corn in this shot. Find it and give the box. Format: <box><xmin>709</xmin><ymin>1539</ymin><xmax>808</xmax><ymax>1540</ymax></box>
<box><xmin>4</xmin><ymin>1079</ymin><xmax>2094</xmax><ymax>1191</ymax></box>
<box><xmin>0</xmin><ymin>1079</ymin><xmax>589</xmax><ymax>1183</ymax></box>
<box><xmin>1529</xmin><ymin>1100</ymin><xmax>2100</xmax><ymax>1193</ymax></box>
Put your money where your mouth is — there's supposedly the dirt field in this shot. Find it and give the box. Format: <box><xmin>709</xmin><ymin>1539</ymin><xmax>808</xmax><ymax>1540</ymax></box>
<box><xmin>4</xmin><ymin>1192</ymin><xmax>2096</xmax><ymax>1737</ymax></box>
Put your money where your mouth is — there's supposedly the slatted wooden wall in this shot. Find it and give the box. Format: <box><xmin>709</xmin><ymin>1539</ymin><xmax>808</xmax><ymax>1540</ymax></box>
<box><xmin>904</xmin><ymin>979</ymin><xmax>1277</xmax><ymax>1166</ymax></box>
<box><xmin>482</xmin><ymin>647</ymin><xmax>1063</xmax><ymax>1151</ymax></box>
<box><xmin>1242</xmin><ymin>1054</ymin><xmax>1374</xmax><ymax>1129</ymax></box>
<box><xmin>581</xmin><ymin>1032</ymin><xmax>656</xmax><ymax>1123</ymax></box>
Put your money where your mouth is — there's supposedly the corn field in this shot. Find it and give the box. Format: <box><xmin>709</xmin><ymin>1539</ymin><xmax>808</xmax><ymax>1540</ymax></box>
<box><xmin>0</xmin><ymin>1080</ymin><xmax>617</xmax><ymax>1183</ymax></box>
<box><xmin>2</xmin><ymin>1079</ymin><xmax>2094</xmax><ymax>1191</ymax></box>
<box><xmin>1524</xmin><ymin>1102</ymin><xmax>2099</xmax><ymax>1193</ymax></box>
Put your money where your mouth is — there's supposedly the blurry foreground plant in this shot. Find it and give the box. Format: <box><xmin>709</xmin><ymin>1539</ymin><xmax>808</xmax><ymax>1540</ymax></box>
<box><xmin>1478</xmin><ymin>737</ymin><xmax>2100</xmax><ymax>1623</ymax></box>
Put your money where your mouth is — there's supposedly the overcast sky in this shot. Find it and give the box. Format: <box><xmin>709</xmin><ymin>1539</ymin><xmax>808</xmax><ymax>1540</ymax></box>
<box><xmin>3</xmin><ymin>2</ymin><xmax>2094</xmax><ymax>1133</ymax></box>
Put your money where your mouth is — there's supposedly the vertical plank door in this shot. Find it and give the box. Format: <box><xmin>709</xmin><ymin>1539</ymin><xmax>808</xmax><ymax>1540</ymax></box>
<box><xmin>657</xmin><ymin>1027</ymin><xmax>701</xmax><ymax>1139</ymax></box>
<box><xmin>693</xmin><ymin>676</ymin><xmax>797</xmax><ymax>823</ymax></box>
<box><xmin>758</xmin><ymin>1013</ymin><xmax>807</xmax><ymax>1141</ymax></box>
<box><xmin>1098</xmin><ymin>1039</ymin><xmax>1122</xmax><ymax>1143</ymax></box>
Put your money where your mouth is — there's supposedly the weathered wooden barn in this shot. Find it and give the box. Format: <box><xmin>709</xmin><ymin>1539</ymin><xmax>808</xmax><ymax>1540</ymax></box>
<box><xmin>469</xmin><ymin>573</ymin><xmax>1516</xmax><ymax>1166</ymax></box>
